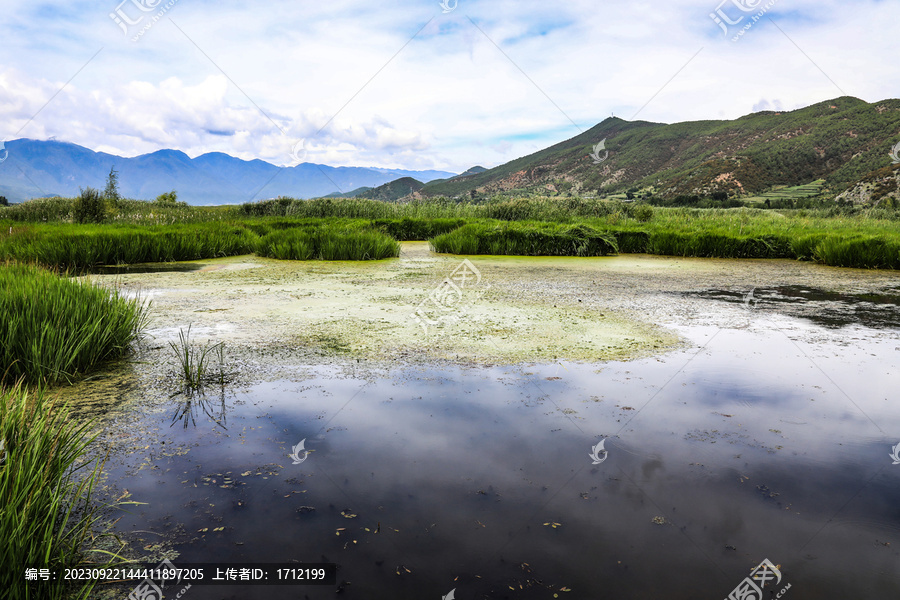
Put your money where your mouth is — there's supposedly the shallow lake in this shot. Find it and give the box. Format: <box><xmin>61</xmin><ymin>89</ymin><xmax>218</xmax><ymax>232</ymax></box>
<box><xmin>64</xmin><ymin>248</ymin><xmax>900</xmax><ymax>599</ymax></box>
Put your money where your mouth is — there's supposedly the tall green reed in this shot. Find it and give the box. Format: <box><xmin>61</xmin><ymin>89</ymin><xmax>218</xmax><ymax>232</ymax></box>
<box><xmin>0</xmin><ymin>383</ymin><xmax>129</xmax><ymax>600</ymax></box>
<box><xmin>0</xmin><ymin>263</ymin><xmax>149</xmax><ymax>386</ymax></box>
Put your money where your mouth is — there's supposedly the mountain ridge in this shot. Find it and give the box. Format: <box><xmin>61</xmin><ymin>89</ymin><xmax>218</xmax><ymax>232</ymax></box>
<box><xmin>418</xmin><ymin>96</ymin><xmax>900</xmax><ymax>202</ymax></box>
<box><xmin>0</xmin><ymin>139</ymin><xmax>456</xmax><ymax>205</ymax></box>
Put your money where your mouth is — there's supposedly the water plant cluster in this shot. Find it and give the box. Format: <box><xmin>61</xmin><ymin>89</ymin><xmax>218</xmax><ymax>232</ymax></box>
<box><xmin>168</xmin><ymin>325</ymin><xmax>226</xmax><ymax>393</ymax></box>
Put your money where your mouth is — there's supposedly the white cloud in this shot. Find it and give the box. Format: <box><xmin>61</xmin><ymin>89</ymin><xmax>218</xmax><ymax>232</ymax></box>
<box><xmin>0</xmin><ymin>0</ymin><xmax>897</xmax><ymax>172</ymax></box>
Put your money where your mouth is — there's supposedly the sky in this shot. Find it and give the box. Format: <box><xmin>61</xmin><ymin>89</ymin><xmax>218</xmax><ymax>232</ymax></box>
<box><xmin>0</xmin><ymin>0</ymin><xmax>897</xmax><ymax>173</ymax></box>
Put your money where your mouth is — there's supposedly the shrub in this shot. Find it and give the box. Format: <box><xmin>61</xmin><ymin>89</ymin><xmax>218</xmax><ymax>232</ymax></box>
<box><xmin>632</xmin><ymin>204</ymin><xmax>654</xmax><ymax>222</ymax></box>
<box><xmin>72</xmin><ymin>188</ymin><xmax>106</xmax><ymax>224</ymax></box>
<box><xmin>155</xmin><ymin>190</ymin><xmax>180</xmax><ymax>205</ymax></box>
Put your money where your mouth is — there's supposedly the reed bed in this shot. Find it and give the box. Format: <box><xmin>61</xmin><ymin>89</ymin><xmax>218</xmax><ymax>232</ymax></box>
<box><xmin>0</xmin><ymin>383</ymin><xmax>123</xmax><ymax>600</ymax></box>
<box><xmin>255</xmin><ymin>224</ymin><xmax>400</xmax><ymax>261</ymax></box>
<box><xmin>0</xmin><ymin>223</ymin><xmax>257</xmax><ymax>270</ymax></box>
<box><xmin>0</xmin><ymin>197</ymin><xmax>240</xmax><ymax>225</ymax></box>
<box><xmin>4</xmin><ymin>197</ymin><xmax>900</xmax><ymax>269</ymax></box>
<box><xmin>0</xmin><ymin>263</ymin><xmax>149</xmax><ymax>385</ymax></box>
<box><xmin>431</xmin><ymin>222</ymin><xmax>618</xmax><ymax>256</ymax></box>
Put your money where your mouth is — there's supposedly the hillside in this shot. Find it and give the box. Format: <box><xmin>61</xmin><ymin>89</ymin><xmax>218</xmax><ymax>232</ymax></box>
<box><xmin>355</xmin><ymin>177</ymin><xmax>424</xmax><ymax>202</ymax></box>
<box><xmin>420</xmin><ymin>96</ymin><xmax>900</xmax><ymax>201</ymax></box>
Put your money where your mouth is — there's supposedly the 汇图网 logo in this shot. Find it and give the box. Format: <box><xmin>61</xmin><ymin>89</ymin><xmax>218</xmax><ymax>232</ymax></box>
<box><xmin>589</xmin><ymin>139</ymin><xmax>608</xmax><ymax>165</ymax></box>
<box><xmin>289</xmin><ymin>439</ymin><xmax>310</xmax><ymax>464</ymax></box>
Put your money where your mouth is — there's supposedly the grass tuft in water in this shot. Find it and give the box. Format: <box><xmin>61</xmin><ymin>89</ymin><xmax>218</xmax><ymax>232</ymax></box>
<box><xmin>169</xmin><ymin>325</ymin><xmax>225</xmax><ymax>392</ymax></box>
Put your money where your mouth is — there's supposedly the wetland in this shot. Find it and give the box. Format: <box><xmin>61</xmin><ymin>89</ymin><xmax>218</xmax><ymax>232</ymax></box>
<box><xmin>51</xmin><ymin>242</ymin><xmax>900</xmax><ymax>599</ymax></box>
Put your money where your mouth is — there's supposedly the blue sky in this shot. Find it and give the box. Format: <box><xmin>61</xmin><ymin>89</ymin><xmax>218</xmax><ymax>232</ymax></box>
<box><xmin>0</xmin><ymin>0</ymin><xmax>897</xmax><ymax>172</ymax></box>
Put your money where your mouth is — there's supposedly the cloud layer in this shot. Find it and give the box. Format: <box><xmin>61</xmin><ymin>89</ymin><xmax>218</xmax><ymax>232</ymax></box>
<box><xmin>0</xmin><ymin>0</ymin><xmax>897</xmax><ymax>172</ymax></box>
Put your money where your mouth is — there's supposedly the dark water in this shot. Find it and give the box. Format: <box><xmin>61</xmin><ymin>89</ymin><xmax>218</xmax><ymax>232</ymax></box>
<box><xmin>693</xmin><ymin>285</ymin><xmax>900</xmax><ymax>329</ymax></box>
<box><xmin>83</xmin><ymin>263</ymin><xmax>207</xmax><ymax>275</ymax></box>
<box><xmin>94</xmin><ymin>310</ymin><xmax>900</xmax><ymax>599</ymax></box>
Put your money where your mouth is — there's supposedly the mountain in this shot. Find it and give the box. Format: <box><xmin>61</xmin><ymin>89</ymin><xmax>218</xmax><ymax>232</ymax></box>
<box><xmin>0</xmin><ymin>140</ymin><xmax>456</xmax><ymax>205</ymax></box>
<box><xmin>456</xmin><ymin>165</ymin><xmax>488</xmax><ymax>178</ymax></box>
<box><xmin>420</xmin><ymin>96</ymin><xmax>900</xmax><ymax>201</ymax></box>
<box><xmin>836</xmin><ymin>163</ymin><xmax>900</xmax><ymax>206</ymax></box>
<box><xmin>355</xmin><ymin>177</ymin><xmax>424</xmax><ymax>202</ymax></box>
<box><xmin>421</xmin><ymin>165</ymin><xmax>488</xmax><ymax>188</ymax></box>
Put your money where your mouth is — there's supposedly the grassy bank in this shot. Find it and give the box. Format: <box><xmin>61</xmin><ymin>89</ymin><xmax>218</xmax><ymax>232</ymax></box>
<box><xmin>0</xmin><ymin>384</ymin><xmax>119</xmax><ymax>600</ymax></box>
<box><xmin>595</xmin><ymin>207</ymin><xmax>900</xmax><ymax>269</ymax></box>
<box><xmin>0</xmin><ymin>263</ymin><xmax>149</xmax><ymax>386</ymax></box>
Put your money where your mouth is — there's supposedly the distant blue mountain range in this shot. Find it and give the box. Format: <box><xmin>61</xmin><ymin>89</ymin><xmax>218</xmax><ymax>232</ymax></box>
<box><xmin>0</xmin><ymin>139</ymin><xmax>456</xmax><ymax>205</ymax></box>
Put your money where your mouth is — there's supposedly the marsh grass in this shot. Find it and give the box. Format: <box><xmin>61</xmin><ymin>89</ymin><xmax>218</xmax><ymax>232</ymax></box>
<box><xmin>430</xmin><ymin>222</ymin><xmax>619</xmax><ymax>256</ymax></box>
<box><xmin>255</xmin><ymin>225</ymin><xmax>400</xmax><ymax>260</ymax></box>
<box><xmin>0</xmin><ymin>383</ymin><xmax>128</xmax><ymax>600</ymax></box>
<box><xmin>4</xmin><ymin>197</ymin><xmax>900</xmax><ymax>269</ymax></box>
<box><xmin>0</xmin><ymin>223</ymin><xmax>257</xmax><ymax>270</ymax></box>
<box><xmin>0</xmin><ymin>263</ymin><xmax>149</xmax><ymax>386</ymax></box>
<box><xmin>168</xmin><ymin>325</ymin><xmax>224</xmax><ymax>392</ymax></box>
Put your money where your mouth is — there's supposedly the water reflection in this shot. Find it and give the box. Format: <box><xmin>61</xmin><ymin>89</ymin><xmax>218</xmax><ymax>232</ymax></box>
<box><xmin>170</xmin><ymin>388</ymin><xmax>229</xmax><ymax>430</ymax></box>
<box><xmin>694</xmin><ymin>285</ymin><xmax>900</xmax><ymax>329</ymax></box>
<box><xmin>85</xmin><ymin>262</ymin><xmax>207</xmax><ymax>275</ymax></box>
<box><xmin>97</xmin><ymin>319</ymin><xmax>900</xmax><ymax>599</ymax></box>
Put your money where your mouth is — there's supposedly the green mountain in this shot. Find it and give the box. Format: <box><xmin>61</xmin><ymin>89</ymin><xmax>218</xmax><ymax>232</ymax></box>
<box><xmin>355</xmin><ymin>176</ymin><xmax>424</xmax><ymax>202</ymax></box>
<box><xmin>420</xmin><ymin>96</ymin><xmax>900</xmax><ymax>201</ymax></box>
